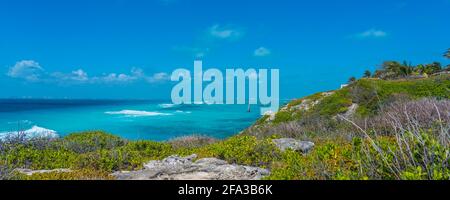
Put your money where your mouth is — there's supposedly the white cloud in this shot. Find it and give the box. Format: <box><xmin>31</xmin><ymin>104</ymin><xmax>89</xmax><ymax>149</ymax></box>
<box><xmin>6</xmin><ymin>60</ymin><xmax>168</xmax><ymax>85</ymax></box>
<box><xmin>7</xmin><ymin>60</ymin><xmax>44</xmax><ymax>81</ymax></box>
<box><xmin>254</xmin><ymin>47</ymin><xmax>271</xmax><ymax>57</ymax></box>
<box><xmin>208</xmin><ymin>24</ymin><xmax>243</xmax><ymax>40</ymax></box>
<box><xmin>92</xmin><ymin>68</ymin><xmax>168</xmax><ymax>84</ymax></box>
<box><xmin>355</xmin><ymin>29</ymin><xmax>387</xmax><ymax>39</ymax></box>
<box><xmin>71</xmin><ymin>69</ymin><xmax>89</xmax><ymax>81</ymax></box>
<box><xmin>97</xmin><ymin>73</ymin><xmax>137</xmax><ymax>83</ymax></box>
<box><xmin>131</xmin><ymin>67</ymin><xmax>145</xmax><ymax>77</ymax></box>
<box><xmin>51</xmin><ymin>69</ymin><xmax>89</xmax><ymax>83</ymax></box>
<box><xmin>146</xmin><ymin>72</ymin><xmax>170</xmax><ymax>83</ymax></box>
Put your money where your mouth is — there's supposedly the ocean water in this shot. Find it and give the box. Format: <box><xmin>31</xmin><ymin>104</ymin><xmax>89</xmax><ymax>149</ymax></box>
<box><xmin>0</xmin><ymin>99</ymin><xmax>264</xmax><ymax>141</ymax></box>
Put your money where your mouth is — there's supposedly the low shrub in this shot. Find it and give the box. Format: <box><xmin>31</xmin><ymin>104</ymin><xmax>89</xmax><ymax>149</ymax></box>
<box><xmin>198</xmin><ymin>135</ymin><xmax>281</xmax><ymax>167</ymax></box>
<box><xmin>168</xmin><ymin>135</ymin><xmax>218</xmax><ymax>149</ymax></box>
<box><xmin>13</xmin><ymin>169</ymin><xmax>114</xmax><ymax>180</ymax></box>
<box><xmin>62</xmin><ymin>131</ymin><xmax>126</xmax><ymax>153</ymax></box>
<box><xmin>268</xmin><ymin>140</ymin><xmax>361</xmax><ymax>180</ymax></box>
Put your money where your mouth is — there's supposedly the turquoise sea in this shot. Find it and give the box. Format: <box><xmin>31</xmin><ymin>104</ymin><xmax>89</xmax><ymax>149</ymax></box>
<box><xmin>0</xmin><ymin>99</ymin><xmax>266</xmax><ymax>141</ymax></box>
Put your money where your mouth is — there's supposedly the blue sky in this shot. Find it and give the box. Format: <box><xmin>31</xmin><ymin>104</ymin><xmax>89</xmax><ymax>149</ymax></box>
<box><xmin>1</xmin><ymin>0</ymin><xmax>449</xmax><ymax>99</ymax></box>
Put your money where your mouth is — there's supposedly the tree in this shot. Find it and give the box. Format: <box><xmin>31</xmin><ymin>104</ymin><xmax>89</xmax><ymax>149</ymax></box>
<box><xmin>363</xmin><ymin>70</ymin><xmax>372</xmax><ymax>78</ymax></box>
<box><xmin>445</xmin><ymin>48</ymin><xmax>450</xmax><ymax>59</ymax></box>
<box><xmin>379</xmin><ymin>61</ymin><xmax>414</xmax><ymax>79</ymax></box>
<box><xmin>348</xmin><ymin>76</ymin><xmax>356</xmax><ymax>83</ymax></box>
<box><xmin>423</xmin><ymin>62</ymin><xmax>442</xmax><ymax>74</ymax></box>
<box><xmin>381</xmin><ymin>61</ymin><xmax>404</xmax><ymax>79</ymax></box>
<box><xmin>415</xmin><ymin>64</ymin><xmax>425</xmax><ymax>74</ymax></box>
<box><xmin>373</xmin><ymin>69</ymin><xmax>385</xmax><ymax>79</ymax></box>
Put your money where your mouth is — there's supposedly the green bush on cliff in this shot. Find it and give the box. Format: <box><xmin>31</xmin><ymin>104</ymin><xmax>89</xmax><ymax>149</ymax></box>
<box><xmin>196</xmin><ymin>135</ymin><xmax>281</xmax><ymax>167</ymax></box>
<box><xmin>273</xmin><ymin>111</ymin><xmax>294</xmax><ymax>124</ymax></box>
<box><xmin>269</xmin><ymin>75</ymin><xmax>450</xmax><ymax>123</ymax></box>
<box><xmin>267</xmin><ymin>140</ymin><xmax>362</xmax><ymax>180</ymax></box>
<box><xmin>1</xmin><ymin>140</ymin><xmax>78</xmax><ymax>170</ymax></box>
<box><xmin>313</xmin><ymin>89</ymin><xmax>352</xmax><ymax>116</ymax></box>
<box><xmin>0</xmin><ymin>132</ymin><xmax>176</xmax><ymax>174</ymax></box>
<box><xmin>351</xmin><ymin>76</ymin><xmax>450</xmax><ymax>116</ymax></box>
<box><xmin>13</xmin><ymin>169</ymin><xmax>114</xmax><ymax>180</ymax></box>
<box><xmin>353</xmin><ymin>132</ymin><xmax>450</xmax><ymax>180</ymax></box>
<box><xmin>62</xmin><ymin>131</ymin><xmax>126</xmax><ymax>153</ymax></box>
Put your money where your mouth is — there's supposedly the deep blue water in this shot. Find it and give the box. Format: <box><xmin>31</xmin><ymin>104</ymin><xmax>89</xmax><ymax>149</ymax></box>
<box><xmin>0</xmin><ymin>99</ymin><xmax>263</xmax><ymax>141</ymax></box>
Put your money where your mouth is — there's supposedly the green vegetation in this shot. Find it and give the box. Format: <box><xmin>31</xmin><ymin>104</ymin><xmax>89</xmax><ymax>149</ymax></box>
<box><xmin>313</xmin><ymin>88</ymin><xmax>352</xmax><ymax>116</ymax></box>
<box><xmin>269</xmin><ymin>74</ymin><xmax>449</xmax><ymax>124</ymax></box>
<box><xmin>369</xmin><ymin>61</ymin><xmax>448</xmax><ymax>80</ymax></box>
<box><xmin>358</xmin><ymin>49</ymin><xmax>450</xmax><ymax>82</ymax></box>
<box><xmin>348</xmin><ymin>76</ymin><xmax>357</xmax><ymax>83</ymax></box>
<box><xmin>363</xmin><ymin>70</ymin><xmax>371</xmax><ymax>78</ymax></box>
<box><xmin>0</xmin><ymin>131</ymin><xmax>174</xmax><ymax>173</ymax></box>
<box><xmin>13</xmin><ymin>169</ymin><xmax>114</xmax><ymax>180</ymax></box>
<box><xmin>351</xmin><ymin>76</ymin><xmax>450</xmax><ymax>116</ymax></box>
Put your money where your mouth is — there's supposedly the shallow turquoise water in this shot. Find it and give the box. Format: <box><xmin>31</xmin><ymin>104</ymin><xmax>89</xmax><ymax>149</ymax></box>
<box><xmin>0</xmin><ymin>99</ymin><xmax>263</xmax><ymax>141</ymax></box>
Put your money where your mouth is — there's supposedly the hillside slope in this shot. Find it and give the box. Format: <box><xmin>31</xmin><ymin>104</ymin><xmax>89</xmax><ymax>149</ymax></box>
<box><xmin>265</xmin><ymin>75</ymin><xmax>449</xmax><ymax>125</ymax></box>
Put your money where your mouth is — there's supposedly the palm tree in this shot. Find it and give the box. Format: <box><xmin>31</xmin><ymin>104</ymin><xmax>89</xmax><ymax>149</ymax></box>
<box><xmin>363</xmin><ymin>70</ymin><xmax>371</xmax><ymax>78</ymax></box>
<box><xmin>445</xmin><ymin>48</ymin><xmax>450</xmax><ymax>59</ymax></box>
<box><xmin>423</xmin><ymin>62</ymin><xmax>442</xmax><ymax>74</ymax></box>
<box><xmin>382</xmin><ymin>61</ymin><xmax>403</xmax><ymax>78</ymax></box>
<box><xmin>415</xmin><ymin>64</ymin><xmax>425</xmax><ymax>74</ymax></box>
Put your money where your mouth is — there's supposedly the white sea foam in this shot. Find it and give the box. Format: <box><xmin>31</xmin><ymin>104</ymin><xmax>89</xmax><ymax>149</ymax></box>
<box><xmin>0</xmin><ymin>125</ymin><xmax>58</xmax><ymax>140</ymax></box>
<box><xmin>175</xmin><ymin>110</ymin><xmax>192</xmax><ymax>114</ymax></box>
<box><xmin>159</xmin><ymin>103</ymin><xmax>176</xmax><ymax>108</ymax></box>
<box><xmin>105</xmin><ymin>110</ymin><xmax>172</xmax><ymax>117</ymax></box>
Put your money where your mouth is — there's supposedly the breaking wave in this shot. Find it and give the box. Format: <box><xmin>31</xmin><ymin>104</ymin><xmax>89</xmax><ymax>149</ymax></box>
<box><xmin>175</xmin><ymin>110</ymin><xmax>192</xmax><ymax>114</ymax></box>
<box><xmin>159</xmin><ymin>103</ymin><xmax>180</xmax><ymax>109</ymax></box>
<box><xmin>105</xmin><ymin>110</ymin><xmax>172</xmax><ymax>117</ymax></box>
<box><xmin>0</xmin><ymin>125</ymin><xmax>59</xmax><ymax>140</ymax></box>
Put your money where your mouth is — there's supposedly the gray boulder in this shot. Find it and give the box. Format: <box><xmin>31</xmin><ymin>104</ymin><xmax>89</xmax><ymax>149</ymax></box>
<box><xmin>112</xmin><ymin>154</ymin><xmax>270</xmax><ymax>180</ymax></box>
<box><xmin>272</xmin><ymin>138</ymin><xmax>315</xmax><ymax>153</ymax></box>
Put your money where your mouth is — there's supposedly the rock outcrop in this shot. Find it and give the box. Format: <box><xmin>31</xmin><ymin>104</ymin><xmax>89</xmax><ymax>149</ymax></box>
<box><xmin>263</xmin><ymin>111</ymin><xmax>276</xmax><ymax>122</ymax></box>
<box><xmin>291</xmin><ymin>91</ymin><xmax>335</xmax><ymax>112</ymax></box>
<box><xmin>342</xmin><ymin>103</ymin><xmax>358</xmax><ymax>118</ymax></box>
<box><xmin>272</xmin><ymin>138</ymin><xmax>315</xmax><ymax>153</ymax></box>
<box><xmin>112</xmin><ymin>154</ymin><xmax>270</xmax><ymax>180</ymax></box>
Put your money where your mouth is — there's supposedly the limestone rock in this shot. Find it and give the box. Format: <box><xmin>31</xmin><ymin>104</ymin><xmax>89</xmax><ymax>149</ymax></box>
<box><xmin>112</xmin><ymin>154</ymin><xmax>270</xmax><ymax>180</ymax></box>
<box><xmin>264</xmin><ymin>111</ymin><xmax>276</xmax><ymax>122</ymax></box>
<box><xmin>342</xmin><ymin>103</ymin><xmax>358</xmax><ymax>118</ymax></box>
<box><xmin>272</xmin><ymin>138</ymin><xmax>315</xmax><ymax>153</ymax></box>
